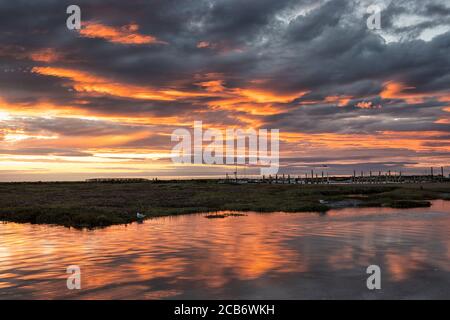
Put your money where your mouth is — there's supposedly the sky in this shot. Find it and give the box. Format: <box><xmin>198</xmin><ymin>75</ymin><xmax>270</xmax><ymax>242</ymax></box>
<box><xmin>0</xmin><ymin>0</ymin><xmax>449</xmax><ymax>181</ymax></box>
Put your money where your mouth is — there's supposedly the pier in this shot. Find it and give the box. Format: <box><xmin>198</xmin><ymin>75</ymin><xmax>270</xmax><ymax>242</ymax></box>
<box><xmin>222</xmin><ymin>167</ymin><xmax>449</xmax><ymax>185</ymax></box>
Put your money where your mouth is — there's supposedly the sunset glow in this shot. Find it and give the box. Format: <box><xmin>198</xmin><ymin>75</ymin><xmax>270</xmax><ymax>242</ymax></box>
<box><xmin>1</xmin><ymin>0</ymin><xmax>449</xmax><ymax>181</ymax></box>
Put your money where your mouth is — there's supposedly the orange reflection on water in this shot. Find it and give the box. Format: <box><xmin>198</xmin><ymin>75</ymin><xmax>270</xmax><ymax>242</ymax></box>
<box><xmin>0</xmin><ymin>200</ymin><xmax>449</xmax><ymax>299</ymax></box>
<box><xmin>385</xmin><ymin>249</ymin><xmax>428</xmax><ymax>282</ymax></box>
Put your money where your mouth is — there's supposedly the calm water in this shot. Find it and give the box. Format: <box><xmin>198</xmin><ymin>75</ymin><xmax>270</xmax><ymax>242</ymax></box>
<box><xmin>1</xmin><ymin>200</ymin><xmax>449</xmax><ymax>300</ymax></box>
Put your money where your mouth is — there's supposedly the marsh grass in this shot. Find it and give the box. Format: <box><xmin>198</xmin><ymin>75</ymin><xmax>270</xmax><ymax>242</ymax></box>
<box><xmin>0</xmin><ymin>181</ymin><xmax>448</xmax><ymax>228</ymax></box>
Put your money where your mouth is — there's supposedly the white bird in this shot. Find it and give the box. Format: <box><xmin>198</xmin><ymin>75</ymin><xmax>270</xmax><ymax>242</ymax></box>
<box><xmin>136</xmin><ymin>212</ymin><xmax>146</xmax><ymax>219</ymax></box>
<box><xmin>319</xmin><ymin>200</ymin><xmax>328</xmax><ymax>204</ymax></box>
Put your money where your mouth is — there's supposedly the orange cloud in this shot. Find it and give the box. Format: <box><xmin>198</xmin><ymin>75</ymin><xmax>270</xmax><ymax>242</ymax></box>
<box><xmin>380</xmin><ymin>81</ymin><xmax>450</xmax><ymax>104</ymax></box>
<box><xmin>355</xmin><ymin>101</ymin><xmax>382</xmax><ymax>109</ymax></box>
<box><xmin>3</xmin><ymin>132</ymin><xmax>153</xmax><ymax>152</ymax></box>
<box><xmin>195</xmin><ymin>74</ymin><xmax>309</xmax><ymax>116</ymax></box>
<box><xmin>79</xmin><ymin>22</ymin><xmax>166</xmax><ymax>45</ymax></box>
<box><xmin>280</xmin><ymin>130</ymin><xmax>450</xmax><ymax>152</ymax></box>
<box><xmin>51</xmin><ymin>131</ymin><xmax>152</xmax><ymax>148</ymax></box>
<box><xmin>0</xmin><ymin>97</ymin><xmax>87</xmax><ymax>119</ymax></box>
<box><xmin>438</xmin><ymin>96</ymin><xmax>450</xmax><ymax>102</ymax></box>
<box><xmin>29</xmin><ymin>48</ymin><xmax>60</xmax><ymax>63</ymax></box>
<box><xmin>206</xmin><ymin>88</ymin><xmax>308</xmax><ymax>116</ymax></box>
<box><xmin>0</xmin><ymin>45</ymin><xmax>61</xmax><ymax>63</ymax></box>
<box><xmin>197</xmin><ymin>78</ymin><xmax>301</xmax><ymax>105</ymax></box>
<box><xmin>0</xmin><ymin>96</ymin><xmax>198</xmax><ymax>130</ymax></box>
<box><xmin>325</xmin><ymin>95</ymin><xmax>352</xmax><ymax>107</ymax></box>
<box><xmin>231</xmin><ymin>88</ymin><xmax>307</xmax><ymax>104</ymax></box>
<box><xmin>380</xmin><ymin>82</ymin><xmax>417</xmax><ymax>102</ymax></box>
<box><xmin>31</xmin><ymin>66</ymin><xmax>213</xmax><ymax>101</ymax></box>
<box><xmin>196</xmin><ymin>80</ymin><xmax>226</xmax><ymax>93</ymax></box>
<box><xmin>31</xmin><ymin>67</ymin><xmax>308</xmax><ymax>118</ymax></box>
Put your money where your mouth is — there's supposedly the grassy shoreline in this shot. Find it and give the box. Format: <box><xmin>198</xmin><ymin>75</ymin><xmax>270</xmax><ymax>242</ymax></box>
<box><xmin>0</xmin><ymin>181</ymin><xmax>449</xmax><ymax>229</ymax></box>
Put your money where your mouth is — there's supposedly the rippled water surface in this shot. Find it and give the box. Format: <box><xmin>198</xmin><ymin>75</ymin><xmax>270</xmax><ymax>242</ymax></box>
<box><xmin>1</xmin><ymin>200</ymin><xmax>450</xmax><ymax>299</ymax></box>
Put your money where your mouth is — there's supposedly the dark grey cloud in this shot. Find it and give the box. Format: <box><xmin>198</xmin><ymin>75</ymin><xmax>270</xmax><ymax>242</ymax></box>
<box><xmin>1</xmin><ymin>0</ymin><xmax>449</xmax><ymax>179</ymax></box>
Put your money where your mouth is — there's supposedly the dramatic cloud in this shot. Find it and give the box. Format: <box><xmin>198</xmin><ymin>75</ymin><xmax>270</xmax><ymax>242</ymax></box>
<box><xmin>0</xmin><ymin>0</ymin><xmax>449</xmax><ymax>180</ymax></box>
<box><xmin>79</xmin><ymin>21</ymin><xmax>167</xmax><ymax>45</ymax></box>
